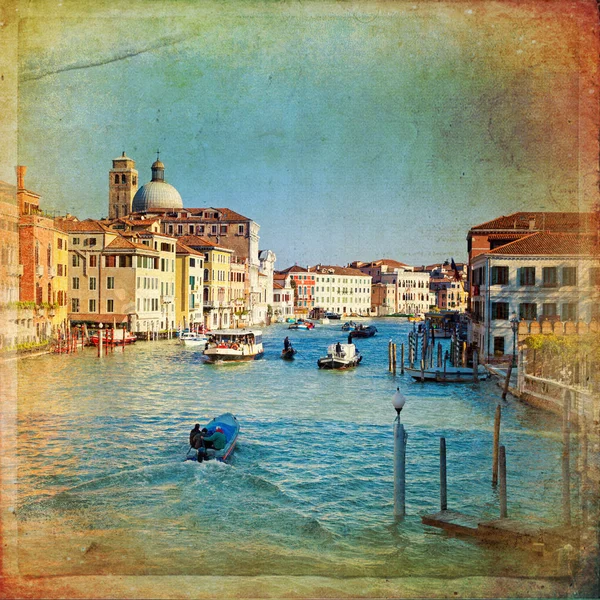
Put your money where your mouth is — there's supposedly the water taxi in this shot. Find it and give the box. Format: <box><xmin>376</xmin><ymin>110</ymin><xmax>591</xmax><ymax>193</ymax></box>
<box><xmin>203</xmin><ymin>329</ymin><xmax>264</xmax><ymax>362</ymax></box>
<box><xmin>186</xmin><ymin>413</ymin><xmax>240</xmax><ymax>462</ymax></box>
<box><xmin>317</xmin><ymin>342</ymin><xmax>362</xmax><ymax>369</ymax></box>
<box><xmin>179</xmin><ymin>331</ymin><xmax>209</xmax><ymax>348</ymax></box>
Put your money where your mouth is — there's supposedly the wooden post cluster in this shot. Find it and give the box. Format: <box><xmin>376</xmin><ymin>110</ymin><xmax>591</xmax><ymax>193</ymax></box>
<box><xmin>501</xmin><ymin>362</ymin><xmax>513</xmax><ymax>400</ymax></box>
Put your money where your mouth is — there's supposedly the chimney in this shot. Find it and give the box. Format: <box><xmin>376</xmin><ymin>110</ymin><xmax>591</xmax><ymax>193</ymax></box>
<box><xmin>16</xmin><ymin>165</ymin><xmax>26</xmax><ymax>189</ymax></box>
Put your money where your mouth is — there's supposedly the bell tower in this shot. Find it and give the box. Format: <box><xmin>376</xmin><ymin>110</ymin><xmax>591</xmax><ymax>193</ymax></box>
<box><xmin>109</xmin><ymin>152</ymin><xmax>138</xmax><ymax>219</ymax></box>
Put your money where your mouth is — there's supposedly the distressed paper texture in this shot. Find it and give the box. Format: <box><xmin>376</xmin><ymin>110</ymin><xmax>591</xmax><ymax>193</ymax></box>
<box><xmin>1</xmin><ymin>0</ymin><xmax>599</xmax><ymax>598</ymax></box>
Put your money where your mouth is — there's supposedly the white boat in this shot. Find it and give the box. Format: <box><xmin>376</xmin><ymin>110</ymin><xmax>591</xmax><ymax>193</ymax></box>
<box><xmin>406</xmin><ymin>365</ymin><xmax>489</xmax><ymax>382</ymax></box>
<box><xmin>317</xmin><ymin>343</ymin><xmax>362</xmax><ymax>369</ymax></box>
<box><xmin>179</xmin><ymin>331</ymin><xmax>209</xmax><ymax>348</ymax></box>
<box><xmin>319</xmin><ymin>317</ymin><xmax>330</xmax><ymax>324</ymax></box>
<box><xmin>203</xmin><ymin>329</ymin><xmax>264</xmax><ymax>362</ymax></box>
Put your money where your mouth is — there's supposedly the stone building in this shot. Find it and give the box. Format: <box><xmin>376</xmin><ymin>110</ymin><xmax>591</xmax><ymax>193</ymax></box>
<box><xmin>17</xmin><ymin>166</ymin><xmax>69</xmax><ymax>343</ymax></box>
<box><xmin>175</xmin><ymin>241</ymin><xmax>205</xmax><ymax>330</ymax></box>
<box><xmin>108</xmin><ymin>152</ymin><xmax>139</xmax><ymax>219</ymax></box>
<box><xmin>0</xmin><ymin>180</ymin><xmax>19</xmax><ymax>350</ymax></box>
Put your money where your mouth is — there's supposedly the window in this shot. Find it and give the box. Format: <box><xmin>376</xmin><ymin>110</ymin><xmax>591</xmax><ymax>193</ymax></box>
<box><xmin>105</xmin><ymin>255</ymin><xmax>116</xmax><ymax>267</ymax></box>
<box><xmin>72</xmin><ymin>237</ymin><xmax>80</xmax><ymax>245</ymax></box>
<box><xmin>168</xmin><ymin>225</ymin><xmax>174</xmax><ymax>234</ymax></box>
<box><xmin>519</xmin><ymin>302</ymin><xmax>537</xmax><ymax>320</ymax></box>
<box><xmin>89</xmin><ymin>255</ymin><xmax>97</xmax><ymax>267</ymax></box>
<box><xmin>114</xmin><ymin>174</ymin><xmax>119</xmax><ymax>184</ymax></box>
<box><xmin>107</xmin><ymin>299</ymin><xmax>114</xmax><ymax>313</ymax></box>
<box><xmin>519</xmin><ymin>267</ymin><xmax>536</xmax><ymax>286</ymax></box>
<box><xmin>190</xmin><ymin>258</ymin><xmax>196</xmax><ymax>268</ymax></box>
<box><xmin>589</xmin><ymin>267</ymin><xmax>600</xmax><ymax>287</ymax></box>
<box><xmin>83</xmin><ymin>237</ymin><xmax>97</xmax><ymax>247</ymax></box>
<box><xmin>121</xmin><ymin>174</ymin><xmax>126</xmax><ymax>184</ymax></box>
<box><xmin>177</xmin><ymin>225</ymin><xmax>183</xmax><ymax>235</ymax></box>
<box><xmin>562</xmin><ymin>267</ymin><xmax>577</xmax><ymax>286</ymax></box>
<box><xmin>561</xmin><ymin>303</ymin><xmax>577</xmax><ymax>321</ymax></box>
<box><xmin>57</xmin><ymin>238</ymin><xmax>63</xmax><ymax>250</ymax></box>
<box><xmin>106</xmin><ymin>276</ymin><xmax>115</xmax><ymax>290</ymax></box>
<box><xmin>189</xmin><ymin>225</ymin><xmax>194</xmax><ymax>233</ymax></box>
<box><xmin>72</xmin><ymin>254</ymin><xmax>80</xmax><ymax>267</ymax></box>
<box><xmin>89</xmin><ymin>277</ymin><xmax>96</xmax><ymax>291</ymax></box>
<box><xmin>238</xmin><ymin>224</ymin><xmax>244</xmax><ymax>235</ymax></box>
<box><xmin>542</xmin><ymin>303</ymin><xmax>557</xmax><ymax>317</ymax></box>
<box><xmin>220</xmin><ymin>225</ymin><xmax>228</xmax><ymax>234</ymax></box>
<box><xmin>211</xmin><ymin>225</ymin><xmax>217</xmax><ymax>235</ymax></box>
<box><xmin>89</xmin><ymin>299</ymin><xmax>96</xmax><ymax>312</ymax></box>
<box><xmin>491</xmin><ymin>266</ymin><xmax>509</xmax><ymax>285</ymax></box>
<box><xmin>542</xmin><ymin>267</ymin><xmax>557</xmax><ymax>287</ymax></box>
<box><xmin>71</xmin><ymin>298</ymin><xmax>80</xmax><ymax>312</ymax></box>
<box><xmin>493</xmin><ymin>336</ymin><xmax>505</xmax><ymax>356</ymax></box>
<box><xmin>72</xmin><ymin>277</ymin><xmax>80</xmax><ymax>290</ymax></box>
<box><xmin>491</xmin><ymin>302</ymin><xmax>509</xmax><ymax>320</ymax></box>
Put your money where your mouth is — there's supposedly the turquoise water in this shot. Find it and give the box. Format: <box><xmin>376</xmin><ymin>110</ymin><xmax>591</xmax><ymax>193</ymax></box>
<box><xmin>15</xmin><ymin>320</ymin><xmax>566</xmax><ymax>577</ymax></box>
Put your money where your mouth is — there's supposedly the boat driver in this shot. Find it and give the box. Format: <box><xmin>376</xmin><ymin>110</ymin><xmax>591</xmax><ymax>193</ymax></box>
<box><xmin>197</xmin><ymin>426</ymin><xmax>227</xmax><ymax>460</ymax></box>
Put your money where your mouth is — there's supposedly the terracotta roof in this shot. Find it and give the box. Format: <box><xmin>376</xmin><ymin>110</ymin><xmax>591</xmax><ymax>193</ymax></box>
<box><xmin>178</xmin><ymin>234</ymin><xmax>234</xmax><ymax>252</ymax></box>
<box><xmin>176</xmin><ymin>241</ymin><xmax>205</xmax><ymax>257</ymax></box>
<box><xmin>485</xmin><ymin>233</ymin><xmax>530</xmax><ymax>241</ymax></box>
<box><xmin>185</xmin><ymin>207</ymin><xmax>250</xmax><ymax>221</ymax></box>
<box><xmin>371</xmin><ymin>259</ymin><xmax>410</xmax><ymax>268</ymax></box>
<box><xmin>104</xmin><ymin>236</ymin><xmax>157</xmax><ymax>252</ymax></box>
<box><xmin>273</xmin><ymin>273</ymin><xmax>288</xmax><ymax>280</ymax></box>
<box><xmin>277</xmin><ymin>265</ymin><xmax>309</xmax><ymax>274</ymax></box>
<box><xmin>308</xmin><ymin>264</ymin><xmax>372</xmax><ymax>277</ymax></box>
<box><xmin>273</xmin><ymin>282</ymin><xmax>284</xmax><ymax>289</ymax></box>
<box><xmin>57</xmin><ymin>219</ymin><xmax>111</xmax><ymax>233</ymax></box>
<box><xmin>486</xmin><ymin>232</ymin><xmax>598</xmax><ymax>256</ymax></box>
<box><xmin>470</xmin><ymin>211</ymin><xmax>595</xmax><ymax>233</ymax></box>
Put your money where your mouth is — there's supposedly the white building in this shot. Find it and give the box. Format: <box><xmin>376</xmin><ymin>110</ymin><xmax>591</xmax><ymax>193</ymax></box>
<box><xmin>272</xmin><ymin>273</ymin><xmax>294</xmax><ymax>320</ymax></box>
<box><xmin>470</xmin><ymin>232</ymin><xmax>600</xmax><ymax>362</ymax></box>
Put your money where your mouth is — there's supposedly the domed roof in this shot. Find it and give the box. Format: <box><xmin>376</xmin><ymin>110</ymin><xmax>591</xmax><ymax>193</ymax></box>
<box><xmin>132</xmin><ymin>181</ymin><xmax>183</xmax><ymax>212</ymax></box>
<box><xmin>152</xmin><ymin>159</ymin><xmax>165</xmax><ymax>169</ymax></box>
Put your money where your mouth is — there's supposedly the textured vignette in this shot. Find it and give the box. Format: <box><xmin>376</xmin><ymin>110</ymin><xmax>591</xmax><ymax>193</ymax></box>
<box><xmin>1</xmin><ymin>0</ymin><xmax>599</xmax><ymax>598</ymax></box>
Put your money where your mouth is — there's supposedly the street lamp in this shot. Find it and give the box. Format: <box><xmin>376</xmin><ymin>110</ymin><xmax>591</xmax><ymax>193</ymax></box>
<box><xmin>392</xmin><ymin>387</ymin><xmax>407</xmax><ymax>518</ymax></box>
<box><xmin>510</xmin><ymin>313</ymin><xmax>519</xmax><ymax>368</ymax></box>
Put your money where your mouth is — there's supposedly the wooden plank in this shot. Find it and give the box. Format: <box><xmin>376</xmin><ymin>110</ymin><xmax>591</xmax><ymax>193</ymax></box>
<box><xmin>422</xmin><ymin>510</ymin><xmax>479</xmax><ymax>535</ymax></box>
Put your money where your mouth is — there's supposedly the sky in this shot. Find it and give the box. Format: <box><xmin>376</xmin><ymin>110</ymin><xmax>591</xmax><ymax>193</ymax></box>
<box><xmin>13</xmin><ymin>0</ymin><xmax>600</xmax><ymax>269</ymax></box>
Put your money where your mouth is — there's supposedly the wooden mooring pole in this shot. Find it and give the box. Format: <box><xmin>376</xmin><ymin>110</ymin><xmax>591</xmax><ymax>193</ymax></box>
<box><xmin>440</xmin><ymin>437</ymin><xmax>447</xmax><ymax>511</ymax></box>
<box><xmin>499</xmin><ymin>445</ymin><xmax>507</xmax><ymax>518</ymax></box>
<box><xmin>501</xmin><ymin>362</ymin><xmax>513</xmax><ymax>400</ymax></box>
<box><xmin>392</xmin><ymin>343</ymin><xmax>397</xmax><ymax>376</ymax></box>
<box><xmin>472</xmin><ymin>350</ymin><xmax>479</xmax><ymax>383</ymax></box>
<box><xmin>562</xmin><ymin>390</ymin><xmax>571</xmax><ymax>527</ymax></box>
<box><xmin>388</xmin><ymin>340</ymin><xmax>392</xmax><ymax>372</ymax></box>
<box><xmin>492</xmin><ymin>405</ymin><xmax>501</xmax><ymax>487</ymax></box>
<box><xmin>400</xmin><ymin>343</ymin><xmax>405</xmax><ymax>375</ymax></box>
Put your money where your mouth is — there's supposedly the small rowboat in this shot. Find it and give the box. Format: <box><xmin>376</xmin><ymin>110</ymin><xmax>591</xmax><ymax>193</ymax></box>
<box><xmin>406</xmin><ymin>365</ymin><xmax>489</xmax><ymax>383</ymax></box>
<box><xmin>186</xmin><ymin>412</ymin><xmax>240</xmax><ymax>463</ymax></box>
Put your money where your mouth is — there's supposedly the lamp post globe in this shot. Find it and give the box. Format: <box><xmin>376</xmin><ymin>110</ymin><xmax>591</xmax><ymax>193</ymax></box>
<box><xmin>392</xmin><ymin>387</ymin><xmax>406</xmax><ymax>419</ymax></box>
<box><xmin>99</xmin><ymin>323</ymin><xmax>103</xmax><ymax>329</ymax></box>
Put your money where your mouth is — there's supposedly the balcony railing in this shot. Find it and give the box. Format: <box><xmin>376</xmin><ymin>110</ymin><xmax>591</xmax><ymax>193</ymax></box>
<box><xmin>161</xmin><ymin>295</ymin><xmax>174</xmax><ymax>304</ymax></box>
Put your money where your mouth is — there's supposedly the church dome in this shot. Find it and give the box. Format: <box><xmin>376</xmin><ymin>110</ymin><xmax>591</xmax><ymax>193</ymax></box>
<box><xmin>131</xmin><ymin>155</ymin><xmax>183</xmax><ymax>212</ymax></box>
<box><xmin>132</xmin><ymin>181</ymin><xmax>183</xmax><ymax>212</ymax></box>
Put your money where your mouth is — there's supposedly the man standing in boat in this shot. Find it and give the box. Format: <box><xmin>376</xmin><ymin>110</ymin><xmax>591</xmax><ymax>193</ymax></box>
<box><xmin>284</xmin><ymin>336</ymin><xmax>290</xmax><ymax>351</ymax></box>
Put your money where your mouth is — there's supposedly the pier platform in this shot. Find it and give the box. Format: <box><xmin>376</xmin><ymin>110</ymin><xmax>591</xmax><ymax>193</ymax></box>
<box><xmin>422</xmin><ymin>510</ymin><xmax>578</xmax><ymax>553</ymax></box>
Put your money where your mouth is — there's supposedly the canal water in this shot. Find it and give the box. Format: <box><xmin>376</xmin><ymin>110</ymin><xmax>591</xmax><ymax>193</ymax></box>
<box><xmin>15</xmin><ymin>319</ymin><xmax>566</xmax><ymax>578</ymax></box>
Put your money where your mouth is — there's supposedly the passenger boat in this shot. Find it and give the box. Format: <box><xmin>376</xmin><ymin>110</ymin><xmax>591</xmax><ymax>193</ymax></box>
<box><xmin>186</xmin><ymin>412</ymin><xmax>240</xmax><ymax>463</ymax></box>
<box><xmin>406</xmin><ymin>365</ymin><xmax>489</xmax><ymax>382</ymax></box>
<box><xmin>90</xmin><ymin>330</ymin><xmax>137</xmax><ymax>346</ymax></box>
<box><xmin>203</xmin><ymin>329</ymin><xmax>264</xmax><ymax>362</ymax></box>
<box><xmin>408</xmin><ymin>315</ymin><xmax>424</xmax><ymax>323</ymax></box>
<box><xmin>349</xmin><ymin>325</ymin><xmax>378</xmax><ymax>338</ymax></box>
<box><xmin>281</xmin><ymin>346</ymin><xmax>297</xmax><ymax>360</ymax></box>
<box><xmin>317</xmin><ymin>342</ymin><xmax>362</xmax><ymax>369</ymax></box>
<box><xmin>179</xmin><ymin>331</ymin><xmax>209</xmax><ymax>348</ymax></box>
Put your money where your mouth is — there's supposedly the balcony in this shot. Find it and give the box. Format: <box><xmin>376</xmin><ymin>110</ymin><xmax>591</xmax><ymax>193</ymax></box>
<box><xmin>161</xmin><ymin>294</ymin><xmax>174</xmax><ymax>304</ymax></box>
<box><xmin>16</xmin><ymin>264</ymin><xmax>24</xmax><ymax>277</ymax></box>
<box><xmin>35</xmin><ymin>265</ymin><xmax>44</xmax><ymax>277</ymax></box>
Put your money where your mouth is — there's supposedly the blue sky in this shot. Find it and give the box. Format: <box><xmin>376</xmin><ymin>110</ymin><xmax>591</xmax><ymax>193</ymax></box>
<box><xmin>16</xmin><ymin>1</ymin><xmax>595</xmax><ymax>268</ymax></box>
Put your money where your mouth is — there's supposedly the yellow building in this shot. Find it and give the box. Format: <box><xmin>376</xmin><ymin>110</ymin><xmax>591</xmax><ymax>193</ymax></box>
<box><xmin>178</xmin><ymin>235</ymin><xmax>233</xmax><ymax>329</ymax></box>
<box><xmin>175</xmin><ymin>241</ymin><xmax>204</xmax><ymax>330</ymax></box>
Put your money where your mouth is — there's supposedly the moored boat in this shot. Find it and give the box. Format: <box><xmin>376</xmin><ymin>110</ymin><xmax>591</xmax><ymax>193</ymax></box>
<box><xmin>289</xmin><ymin>319</ymin><xmax>315</xmax><ymax>330</ymax></box>
<box><xmin>349</xmin><ymin>324</ymin><xmax>377</xmax><ymax>338</ymax></box>
<box><xmin>90</xmin><ymin>330</ymin><xmax>137</xmax><ymax>346</ymax></box>
<box><xmin>186</xmin><ymin>412</ymin><xmax>240</xmax><ymax>462</ymax></box>
<box><xmin>203</xmin><ymin>330</ymin><xmax>264</xmax><ymax>362</ymax></box>
<box><xmin>406</xmin><ymin>365</ymin><xmax>489</xmax><ymax>382</ymax></box>
<box><xmin>317</xmin><ymin>342</ymin><xmax>362</xmax><ymax>369</ymax></box>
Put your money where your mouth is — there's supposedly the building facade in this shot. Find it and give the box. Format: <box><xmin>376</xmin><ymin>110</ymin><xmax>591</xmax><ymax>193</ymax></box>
<box><xmin>470</xmin><ymin>232</ymin><xmax>600</xmax><ymax>362</ymax></box>
<box><xmin>175</xmin><ymin>242</ymin><xmax>205</xmax><ymax>330</ymax></box>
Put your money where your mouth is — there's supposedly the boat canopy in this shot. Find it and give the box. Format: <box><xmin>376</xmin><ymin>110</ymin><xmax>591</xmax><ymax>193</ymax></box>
<box><xmin>208</xmin><ymin>330</ymin><xmax>263</xmax><ymax>343</ymax></box>
<box><xmin>326</xmin><ymin>343</ymin><xmax>357</xmax><ymax>358</ymax></box>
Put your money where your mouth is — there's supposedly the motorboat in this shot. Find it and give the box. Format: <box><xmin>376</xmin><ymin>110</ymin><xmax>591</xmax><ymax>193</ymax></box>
<box><xmin>406</xmin><ymin>365</ymin><xmax>489</xmax><ymax>382</ymax></box>
<box><xmin>341</xmin><ymin>321</ymin><xmax>356</xmax><ymax>331</ymax></box>
<box><xmin>179</xmin><ymin>331</ymin><xmax>209</xmax><ymax>348</ymax></box>
<box><xmin>289</xmin><ymin>320</ymin><xmax>315</xmax><ymax>330</ymax></box>
<box><xmin>317</xmin><ymin>342</ymin><xmax>362</xmax><ymax>369</ymax></box>
<box><xmin>203</xmin><ymin>330</ymin><xmax>264</xmax><ymax>362</ymax></box>
<box><xmin>185</xmin><ymin>413</ymin><xmax>240</xmax><ymax>463</ymax></box>
<box><xmin>325</xmin><ymin>312</ymin><xmax>341</xmax><ymax>320</ymax></box>
<box><xmin>90</xmin><ymin>329</ymin><xmax>136</xmax><ymax>346</ymax></box>
<box><xmin>349</xmin><ymin>325</ymin><xmax>378</xmax><ymax>338</ymax></box>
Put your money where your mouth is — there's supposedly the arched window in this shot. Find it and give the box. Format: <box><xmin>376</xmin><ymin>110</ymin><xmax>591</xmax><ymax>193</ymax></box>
<box><xmin>35</xmin><ymin>242</ymin><xmax>39</xmax><ymax>265</ymax></box>
<box><xmin>114</xmin><ymin>174</ymin><xmax>119</xmax><ymax>184</ymax></box>
<box><xmin>121</xmin><ymin>174</ymin><xmax>126</xmax><ymax>184</ymax></box>
<box><xmin>47</xmin><ymin>243</ymin><xmax>52</xmax><ymax>267</ymax></box>
<box><xmin>204</xmin><ymin>268</ymin><xmax>209</xmax><ymax>281</ymax></box>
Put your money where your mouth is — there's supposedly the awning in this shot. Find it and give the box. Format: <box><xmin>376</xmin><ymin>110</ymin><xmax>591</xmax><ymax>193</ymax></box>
<box><xmin>69</xmin><ymin>313</ymin><xmax>129</xmax><ymax>325</ymax></box>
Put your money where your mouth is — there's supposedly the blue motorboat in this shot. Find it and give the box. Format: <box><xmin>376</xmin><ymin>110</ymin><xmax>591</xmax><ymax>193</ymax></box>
<box><xmin>186</xmin><ymin>412</ymin><xmax>240</xmax><ymax>463</ymax></box>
